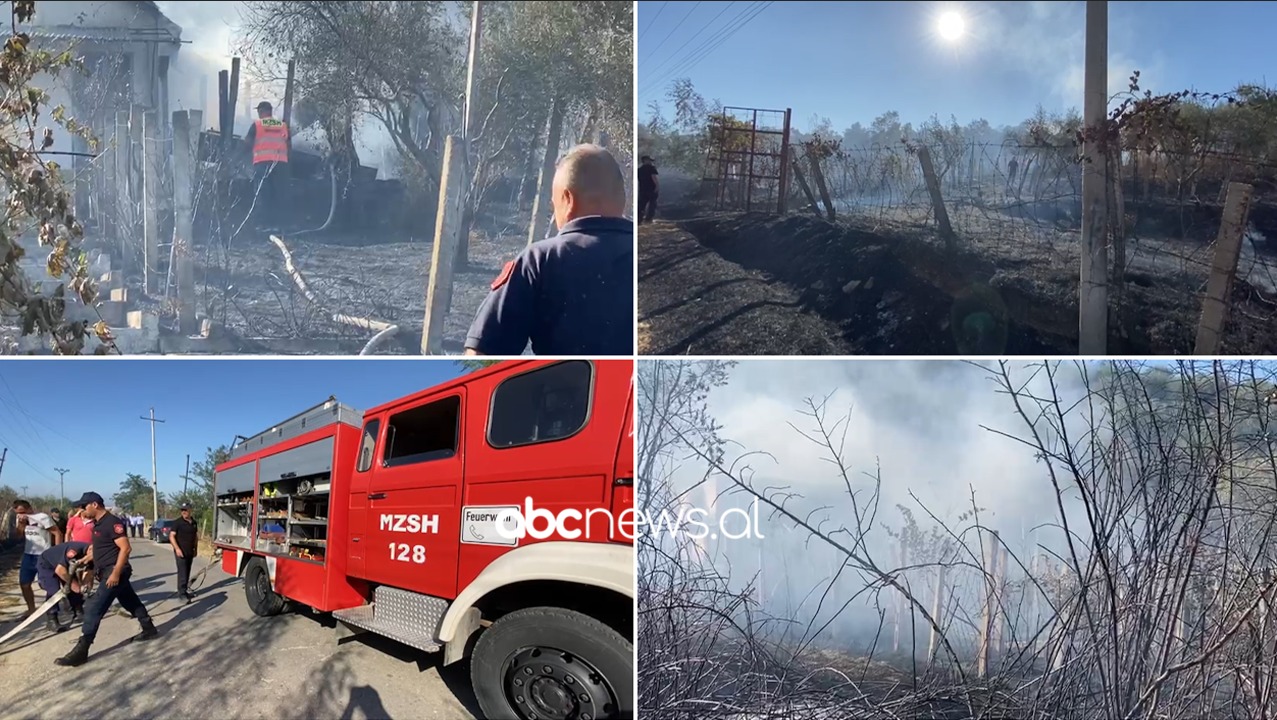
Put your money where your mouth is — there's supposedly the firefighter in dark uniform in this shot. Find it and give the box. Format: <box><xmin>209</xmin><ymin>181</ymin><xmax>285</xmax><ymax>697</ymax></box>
<box><xmin>55</xmin><ymin>492</ymin><xmax>159</xmax><ymax>667</ymax></box>
<box><xmin>637</xmin><ymin>155</ymin><xmax>658</xmax><ymax>224</ymax></box>
<box><xmin>464</xmin><ymin>144</ymin><xmax>633</xmax><ymax>356</ymax></box>
<box><xmin>170</xmin><ymin>503</ymin><xmax>198</xmax><ymax>602</ymax></box>
<box><xmin>36</xmin><ymin>540</ymin><xmax>90</xmax><ymax>632</ymax></box>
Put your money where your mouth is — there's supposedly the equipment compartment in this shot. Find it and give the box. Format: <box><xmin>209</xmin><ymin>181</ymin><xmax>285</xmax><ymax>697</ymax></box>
<box><xmin>256</xmin><ymin>472</ymin><xmax>331</xmax><ymax>564</ymax></box>
<box><xmin>214</xmin><ymin>462</ymin><xmax>256</xmax><ymax>549</ymax></box>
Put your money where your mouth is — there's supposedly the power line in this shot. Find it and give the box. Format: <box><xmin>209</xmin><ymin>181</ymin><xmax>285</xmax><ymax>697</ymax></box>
<box><xmin>641</xmin><ymin>1</ymin><xmax>774</xmax><ymax>97</ymax></box>
<box><xmin>0</xmin><ymin>375</ymin><xmax>58</xmax><ymax>463</ymax></box>
<box><xmin>644</xmin><ymin>1</ymin><xmax>773</xmax><ymax>95</ymax></box>
<box><xmin>642</xmin><ymin>1</ymin><xmax>703</xmax><ymax>62</ymax></box>
<box><xmin>0</xmin><ymin>374</ymin><xmax>71</xmax><ymax>442</ymax></box>
<box><xmin>640</xmin><ymin>1</ymin><xmax>736</xmax><ymax>83</ymax></box>
<box><xmin>0</xmin><ymin>436</ymin><xmax>54</xmax><ymax>482</ymax></box>
<box><xmin>638</xmin><ymin>1</ymin><xmax>667</xmax><ymax>41</ymax></box>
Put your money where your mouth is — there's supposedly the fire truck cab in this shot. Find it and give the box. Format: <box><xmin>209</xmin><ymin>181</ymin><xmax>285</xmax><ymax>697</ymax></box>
<box><xmin>213</xmin><ymin>360</ymin><xmax>635</xmax><ymax>720</ymax></box>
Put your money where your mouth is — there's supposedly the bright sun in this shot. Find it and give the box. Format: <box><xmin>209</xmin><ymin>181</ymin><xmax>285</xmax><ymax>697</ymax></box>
<box><xmin>938</xmin><ymin>11</ymin><xmax>966</xmax><ymax>42</ymax></box>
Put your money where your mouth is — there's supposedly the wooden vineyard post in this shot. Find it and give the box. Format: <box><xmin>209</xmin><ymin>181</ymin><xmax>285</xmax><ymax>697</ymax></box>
<box><xmin>1195</xmin><ymin>181</ymin><xmax>1254</xmax><ymax>354</ymax></box>
<box><xmin>917</xmin><ymin>146</ymin><xmax>954</xmax><ymax>249</ymax></box>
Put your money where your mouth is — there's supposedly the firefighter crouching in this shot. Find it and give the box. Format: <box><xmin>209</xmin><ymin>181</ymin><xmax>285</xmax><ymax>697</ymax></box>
<box><xmin>35</xmin><ymin>540</ymin><xmax>90</xmax><ymax>632</ymax></box>
<box><xmin>244</xmin><ymin>100</ymin><xmax>290</xmax><ymax>232</ymax></box>
<box><xmin>56</xmin><ymin>492</ymin><xmax>158</xmax><ymax>667</ymax></box>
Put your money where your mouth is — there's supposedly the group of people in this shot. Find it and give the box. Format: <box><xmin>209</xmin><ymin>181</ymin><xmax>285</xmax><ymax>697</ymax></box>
<box><xmin>8</xmin><ymin>493</ymin><xmax>202</xmax><ymax>667</ymax></box>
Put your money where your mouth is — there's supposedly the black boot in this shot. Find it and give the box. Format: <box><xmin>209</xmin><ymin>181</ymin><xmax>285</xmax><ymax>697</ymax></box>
<box><xmin>54</xmin><ymin>637</ymin><xmax>91</xmax><ymax>667</ymax></box>
<box><xmin>45</xmin><ymin>613</ymin><xmax>66</xmax><ymax>633</ymax></box>
<box><xmin>132</xmin><ymin>618</ymin><xmax>159</xmax><ymax>643</ymax></box>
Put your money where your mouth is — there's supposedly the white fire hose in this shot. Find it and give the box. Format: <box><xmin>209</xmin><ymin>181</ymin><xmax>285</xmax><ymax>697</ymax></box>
<box><xmin>1</xmin><ymin>549</ymin><xmax>223</xmax><ymax>646</ymax></box>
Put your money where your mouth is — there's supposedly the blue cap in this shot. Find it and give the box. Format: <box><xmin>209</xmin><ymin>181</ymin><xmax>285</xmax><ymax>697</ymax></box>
<box><xmin>72</xmin><ymin>491</ymin><xmax>105</xmax><ymax>507</ymax></box>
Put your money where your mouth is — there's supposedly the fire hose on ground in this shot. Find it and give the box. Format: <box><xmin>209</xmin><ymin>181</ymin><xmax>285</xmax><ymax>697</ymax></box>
<box><xmin>0</xmin><ymin>548</ymin><xmax>224</xmax><ymax>647</ymax></box>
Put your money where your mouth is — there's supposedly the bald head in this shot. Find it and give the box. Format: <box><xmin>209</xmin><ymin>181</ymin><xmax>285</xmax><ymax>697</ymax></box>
<box><xmin>551</xmin><ymin>144</ymin><xmax>627</xmax><ymax>228</ymax></box>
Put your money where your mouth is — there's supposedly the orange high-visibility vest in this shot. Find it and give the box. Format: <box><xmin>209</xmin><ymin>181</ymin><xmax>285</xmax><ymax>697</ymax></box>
<box><xmin>252</xmin><ymin>118</ymin><xmax>289</xmax><ymax>164</ymax></box>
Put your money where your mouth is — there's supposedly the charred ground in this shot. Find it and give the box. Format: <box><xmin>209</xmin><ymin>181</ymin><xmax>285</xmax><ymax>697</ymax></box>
<box><xmin>639</xmin><ymin>198</ymin><xmax>1277</xmax><ymax>356</ymax></box>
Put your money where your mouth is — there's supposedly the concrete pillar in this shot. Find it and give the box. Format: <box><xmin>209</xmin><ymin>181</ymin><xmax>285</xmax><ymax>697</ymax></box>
<box><xmin>141</xmin><ymin>111</ymin><xmax>160</xmax><ymax>295</ymax></box>
<box><xmin>171</xmin><ymin>110</ymin><xmax>198</xmax><ymax>335</ymax></box>
<box><xmin>1078</xmin><ymin>0</ymin><xmax>1110</xmax><ymax>354</ymax></box>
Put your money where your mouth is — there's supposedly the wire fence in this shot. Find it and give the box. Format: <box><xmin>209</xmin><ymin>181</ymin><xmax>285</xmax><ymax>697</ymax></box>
<box><xmin>801</xmin><ymin>142</ymin><xmax>1267</xmax><ymax>266</ymax></box>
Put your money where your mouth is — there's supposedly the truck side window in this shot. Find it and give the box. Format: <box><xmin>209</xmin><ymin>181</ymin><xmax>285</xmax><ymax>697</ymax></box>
<box><xmin>383</xmin><ymin>396</ymin><xmax>461</xmax><ymax>468</ymax></box>
<box><xmin>488</xmin><ymin>360</ymin><xmax>592</xmax><ymax>448</ymax></box>
<box><xmin>356</xmin><ymin>419</ymin><xmax>380</xmax><ymax>472</ymax></box>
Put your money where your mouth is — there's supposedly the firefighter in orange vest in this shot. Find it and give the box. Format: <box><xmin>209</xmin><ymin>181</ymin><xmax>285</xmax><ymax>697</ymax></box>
<box><xmin>244</xmin><ymin>100</ymin><xmax>290</xmax><ymax>231</ymax></box>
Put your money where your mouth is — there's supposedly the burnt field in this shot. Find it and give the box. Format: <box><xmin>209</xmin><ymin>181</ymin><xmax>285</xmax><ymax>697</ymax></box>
<box><xmin>135</xmin><ymin>204</ymin><xmax>531</xmax><ymax>355</ymax></box>
<box><xmin>638</xmin><ymin>200</ymin><xmax>1277</xmax><ymax>356</ymax></box>
<box><xmin>185</xmin><ymin>211</ymin><xmax>525</xmax><ymax>355</ymax></box>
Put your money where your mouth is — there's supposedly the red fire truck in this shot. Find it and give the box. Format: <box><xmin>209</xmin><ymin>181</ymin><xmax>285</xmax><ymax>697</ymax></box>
<box><xmin>213</xmin><ymin>359</ymin><xmax>635</xmax><ymax>720</ymax></box>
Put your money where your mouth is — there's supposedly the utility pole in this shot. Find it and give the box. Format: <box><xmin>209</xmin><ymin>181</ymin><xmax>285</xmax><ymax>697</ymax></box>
<box><xmin>54</xmin><ymin>467</ymin><xmax>68</xmax><ymax>510</ymax></box>
<box><xmin>1078</xmin><ymin>0</ymin><xmax>1109</xmax><ymax>354</ymax></box>
<box><xmin>140</xmin><ymin>408</ymin><xmax>165</xmax><ymax>522</ymax></box>
<box><xmin>19</xmin><ymin>485</ymin><xmax>28</xmax><ymax>497</ymax></box>
<box><xmin>0</xmin><ymin>448</ymin><xmax>7</xmax><ymax>482</ymax></box>
<box><xmin>181</xmin><ymin>453</ymin><xmax>190</xmax><ymax>495</ymax></box>
<box><xmin>461</xmin><ymin>0</ymin><xmax>484</xmax><ymax>143</ymax></box>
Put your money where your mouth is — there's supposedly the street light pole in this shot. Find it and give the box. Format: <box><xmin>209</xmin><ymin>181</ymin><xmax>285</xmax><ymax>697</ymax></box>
<box><xmin>53</xmin><ymin>467</ymin><xmax>68</xmax><ymax>510</ymax></box>
<box><xmin>140</xmin><ymin>408</ymin><xmax>166</xmax><ymax>522</ymax></box>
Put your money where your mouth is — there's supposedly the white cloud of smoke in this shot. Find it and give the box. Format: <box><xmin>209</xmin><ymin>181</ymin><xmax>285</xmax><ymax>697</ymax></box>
<box><xmin>656</xmin><ymin>359</ymin><xmax>1097</xmax><ymax>648</ymax></box>
<box><xmin>980</xmin><ymin>0</ymin><xmax>1165</xmax><ymax>112</ymax></box>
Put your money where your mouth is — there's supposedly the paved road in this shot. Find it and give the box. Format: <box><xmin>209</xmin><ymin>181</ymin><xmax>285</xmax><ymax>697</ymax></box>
<box><xmin>0</xmin><ymin>543</ymin><xmax>477</xmax><ymax>720</ymax></box>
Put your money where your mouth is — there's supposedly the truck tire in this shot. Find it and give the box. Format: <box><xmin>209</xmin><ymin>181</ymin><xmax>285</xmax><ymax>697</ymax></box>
<box><xmin>242</xmin><ymin>557</ymin><xmax>286</xmax><ymax>617</ymax></box>
<box><xmin>470</xmin><ymin>606</ymin><xmax>633</xmax><ymax>720</ymax></box>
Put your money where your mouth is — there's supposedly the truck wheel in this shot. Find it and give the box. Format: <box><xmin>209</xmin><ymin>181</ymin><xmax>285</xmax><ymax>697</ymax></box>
<box><xmin>242</xmin><ymin>557</ymin><xmax>286</xmax><ymax>617</ymax></box>
<box><xmin>470</xmin><ymin>606</ymin><xmax>633</xmax><ymax>720</ymax></box>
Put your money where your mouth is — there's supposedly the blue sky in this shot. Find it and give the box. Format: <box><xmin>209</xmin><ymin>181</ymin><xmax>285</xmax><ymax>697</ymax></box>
<box><xmin>0</xmin><ymin>360</ymin><xmax>466</xmax><ymax>506</ymax></box>
<box><xmin>638</xmin><ymin>1</ymin><xmax>1276</xmax><ymax>132</ymax></box>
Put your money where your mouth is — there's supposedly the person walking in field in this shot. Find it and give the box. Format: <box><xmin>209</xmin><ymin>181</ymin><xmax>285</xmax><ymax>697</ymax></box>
<box><xmin>637</xmin><ymin>155</ymin><xmax>659</xmax><ymax>224</ymax></box>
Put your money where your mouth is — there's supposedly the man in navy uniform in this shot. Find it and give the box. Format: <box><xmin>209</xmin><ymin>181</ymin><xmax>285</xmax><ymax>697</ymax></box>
<box><xmin>55</xmin><ymin>492</ymin><xmax>158</xmax><ymax>666</ymax></box>
<box><xmin>170</xmin><ymin>503</ymin><xmax>199</xmax><ymax>602</ymax></box>
<box><xmin>464</xmin><ymin>144</ymin><xmax>633</xmax><ymax>356</ymax></box>
<box><xmin>36</xmin><ymin>540</ymin><xmax>90</xmax><ymax>632</ymax></box>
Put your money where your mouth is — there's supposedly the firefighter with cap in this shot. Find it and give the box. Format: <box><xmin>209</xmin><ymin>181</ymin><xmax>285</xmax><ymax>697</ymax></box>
<box><xmin>171</xmin><ymin>502</ymin><xmax>199</xmax><ymax>602</ymax></box>
<box><xmin>55</xmin><ymin>492</ymin><xmax>158</xmax><ymax>667</ymax></box>
<box><xmin>243</xmin><ymin>100</ymin><xmax>290</xmax><ymax>232</ymax></box>
<box><xmin>464</xmin><ymin>143</ymin><xmax>633</xmax><ymax>356</ymax></box>
<box><xmin>35</xmin><ymin>539</ymin><xmax>90</xmax><ymax>632</ymax></box>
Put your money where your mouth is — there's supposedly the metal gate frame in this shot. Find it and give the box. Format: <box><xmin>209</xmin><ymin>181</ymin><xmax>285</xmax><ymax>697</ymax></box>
<box><xmin>703</xmin><ymin>106</ymin><xmax>793</xmax><ymax>214</ymax></box>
